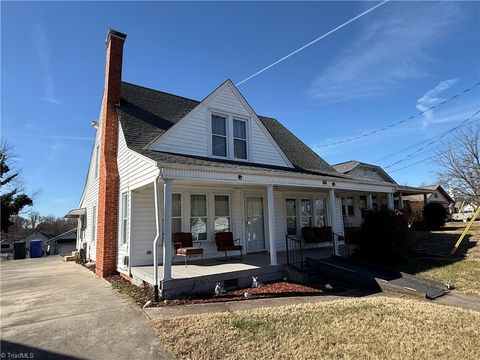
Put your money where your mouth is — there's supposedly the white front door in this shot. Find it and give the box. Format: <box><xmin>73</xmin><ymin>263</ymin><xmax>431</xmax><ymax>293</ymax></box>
<box><xmin>245</xmin><ymin>196</ymin><xmax>266</xmax><ymax>252</ymax></box>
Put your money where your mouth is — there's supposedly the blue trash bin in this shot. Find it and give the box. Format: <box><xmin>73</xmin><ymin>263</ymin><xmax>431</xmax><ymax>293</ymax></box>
<box><xmin>30</xmin><ymin>240</ymin><xmax>43</xmax><ymax>258</ymax></box>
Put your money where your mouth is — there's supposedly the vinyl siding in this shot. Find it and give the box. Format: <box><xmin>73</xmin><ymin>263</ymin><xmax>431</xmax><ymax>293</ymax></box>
<box><xmin>78</xmin><ymin>121</ymin><xmax>102</xmax><ymax>261</ymax></box>
<box><xmin>148</xmin><ymin>84</ymin><xmax>290</xmax><ymax>167</ymax></box>
<box><xmin>117</xmin><ymin>125</ymin><xmax>159</xmax><ymax>272</ymax></box>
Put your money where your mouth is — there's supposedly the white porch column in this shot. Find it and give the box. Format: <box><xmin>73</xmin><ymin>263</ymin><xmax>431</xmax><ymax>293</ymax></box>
<box><xmin>162</xmin><ymin>179</ymin><xmax>173</xmax><ymax>281</ymax></box>
<box><xmin>398</xmin><ymin>192</ymin><xmax>404</xmax><ymax>210</ymax></box>
<box><xmin>366</xmin><ymin>194</ymin><xmax>373</xmax><ymax>210</ymax></box>
<box><xmin>328</xmin><ymin>188</ymin><xmax>339</xmax><ymax>255</ymax></box>
<box><xmin>267</xmin><ymin>185</ymin><xmax>278</xmax><ymax>266</ymax></box>
<box><xmin>387</xmin><ymin>193</ymin><xmax>394</xmax><ymax>211</ymax></box>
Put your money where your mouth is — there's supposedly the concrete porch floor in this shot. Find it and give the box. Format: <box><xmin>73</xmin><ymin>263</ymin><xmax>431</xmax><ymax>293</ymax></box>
<box><xmin>131</xmin><ymin>246</ymin><xmax>334</xmax><ymax>285</ymax></box>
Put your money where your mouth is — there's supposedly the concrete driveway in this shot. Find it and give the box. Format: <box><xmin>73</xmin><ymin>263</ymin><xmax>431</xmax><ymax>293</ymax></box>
<box><xmin>0</xmin><ymin>257</ymin><xmax>172</xmax><ymax>360</ymax></box>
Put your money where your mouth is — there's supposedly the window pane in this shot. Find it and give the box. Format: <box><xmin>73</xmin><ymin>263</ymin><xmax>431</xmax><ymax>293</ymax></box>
<box><xmin>234</xmin><ymin>139</ymin><xmax>247</xmax><ymax>159</ymax></box>
<box><xmin>191</xmin><ymin>217</ymin><xmax>207</xmax><ymax>240</ymax></box>
<box><xmin>301</xmin><ymin>199</ymin><xmax>311</xmax><ymax>217</ymax></box>
<box><xmin>286</xmin><ymin>217</ymin><xmax>297</xmax><ymax>235</ymax></box>
<box><xmin>122</xmin><ymin>219</ymin><xmax>127</xmax><ymax>244</ymax></box>
<box><xmin>314</xmin><ymin>199</ymin><xmax>325</xmax><ymax>227</ymax></box>
<box><xmin>214</xmin><ymin>195</ymin><xmax>229</xmax><ymax>216</ymax></box>
<box><xmin>172</xmin><ymin>218</ymin><xmax>182</xmax><ymax>234</ymax></box>
<box><xmin>212</xmin><ymin>115</ymin><xmax>226</xmax><ymax>135</ymax></box>
<box><xmin>122</xmin><ymin>193</ymin><xmax>128</xmax><ymax>217</ymax></box>
<box><xmin>233</xmin><ymin>119</ymin><xmax>246</xmax><ymax>139</ymax></box>
<box><xmin>285</xmin><ymin>199</ymin><xmax>296</xmax><ymax>216</ymax></box>
<box><xmin>172</xmin><ymin>194</ymin><xmax>181</xmax><ymax>217</ymax></box>
<box><xmin>212</xmin><ymin>135</ymin><xmax>227</xmax><ymax>157</ymax></box>
<box><xmin>190</xmin><ymin>195</ymin><xmax>207</xmax><ymax>216</ymax></box>
<box><xmin>214</xmin><ymin>217</ymin><xmax>230</xmax><ymax>232</ymax></box>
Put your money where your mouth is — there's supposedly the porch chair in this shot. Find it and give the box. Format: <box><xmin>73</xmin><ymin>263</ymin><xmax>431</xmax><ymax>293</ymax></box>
<box><xmin>172</xmin><ymin>232</ymin><xmax>204</xmax><ymax>267</ymax></box>
<box><xmin>215</xmin><ymin>232</ymin><xmax>243</xmax><ymax>260</ymax></box>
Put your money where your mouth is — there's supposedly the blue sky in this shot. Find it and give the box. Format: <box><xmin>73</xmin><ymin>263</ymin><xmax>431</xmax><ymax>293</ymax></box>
<box><xmin>2</xmin><ymin>1</ymin><xmax>480</xmax><ymax>216</ymax></box>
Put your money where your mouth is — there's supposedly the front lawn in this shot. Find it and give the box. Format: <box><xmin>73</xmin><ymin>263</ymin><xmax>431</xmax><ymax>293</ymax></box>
<box><xmin>154</xmin><ymin>296</ymin><xmax>480</xmax><ymax>360</ymax></box>
<box><xmin>396</xmin><ymin>221</ymin><xmax>480</xmax><ymax>297</ymax></box>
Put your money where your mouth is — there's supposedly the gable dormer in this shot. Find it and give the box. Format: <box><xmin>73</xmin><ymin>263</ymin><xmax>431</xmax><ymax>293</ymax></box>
<box><xmin>147</xmin><ymin>80</ymin><xmax>292</xmax><ymax>168</ymax></box>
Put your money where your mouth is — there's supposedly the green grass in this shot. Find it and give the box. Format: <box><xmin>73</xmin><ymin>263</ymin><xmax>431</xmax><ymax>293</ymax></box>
<box><xmin>394</xmin><ymin>258</ymin><xmax>480</xmax><ymax>297</ymax></box>
<box><xmin>154</xmin><ymin>297</ymin><xmax>480</xmax><ymax>360</ymax></box>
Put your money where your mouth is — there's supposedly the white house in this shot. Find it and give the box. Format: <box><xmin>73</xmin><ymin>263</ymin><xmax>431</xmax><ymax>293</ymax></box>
<box><xmin>68</xmin><ymin>29</ymin><xmax>401</xmax><ymax>299</ymax></box>
<box><xmin>333</xmin><ymin>161</ymin><xmax>431</xmax><ymax>228</ymax></box>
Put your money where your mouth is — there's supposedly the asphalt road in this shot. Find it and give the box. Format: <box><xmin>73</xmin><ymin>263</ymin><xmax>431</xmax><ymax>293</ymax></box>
<box><xmin>0</xmin><ymin>256</ymin><xmax>172</xmax><ymax>360</ymax></box>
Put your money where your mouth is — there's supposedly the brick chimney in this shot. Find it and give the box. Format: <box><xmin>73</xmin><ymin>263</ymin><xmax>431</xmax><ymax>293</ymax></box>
<box><xmin>96</xmin><ymin>29</ymin><xmax>127</xmax><ymax>277</ymax></box>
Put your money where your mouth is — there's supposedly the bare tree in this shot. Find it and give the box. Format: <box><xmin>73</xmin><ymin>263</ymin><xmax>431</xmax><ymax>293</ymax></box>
<box><xmin>435</xmin><ymin>123</ymin><xmax>480</xmax><ymax>205</ymax></box>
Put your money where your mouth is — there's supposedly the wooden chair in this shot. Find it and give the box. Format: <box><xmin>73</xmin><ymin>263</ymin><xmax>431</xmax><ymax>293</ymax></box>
<box><xmin>172</xmin><ymin>232</ymin><xmax>203</xmax><ymax>267</ymax></box>
<box><xmin>215</xmin><ymin>232</ymin><xmax>243</xmax><ymax>260</ymax></box>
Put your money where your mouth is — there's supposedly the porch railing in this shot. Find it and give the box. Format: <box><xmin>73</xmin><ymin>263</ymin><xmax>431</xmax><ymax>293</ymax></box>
<box><xmin>285</xmin><ymin>235</ymin><xmax>304</xmax><ymax>271</ymax></box>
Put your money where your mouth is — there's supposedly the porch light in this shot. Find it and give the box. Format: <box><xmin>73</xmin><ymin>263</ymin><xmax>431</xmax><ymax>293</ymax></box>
<box><xmin>332</xmin><ymin>182</ymin><xmax>336</xmax><ymax>187</ymax></box>
<box><xmin>91</xmin><ymin>121</ymin><xmax>99</xmax><ymax>129</ymax></box>
<box><xmin>238</xmin><ymin>174</ymin><xmax>243</xmax><ymax>180</ymax></box>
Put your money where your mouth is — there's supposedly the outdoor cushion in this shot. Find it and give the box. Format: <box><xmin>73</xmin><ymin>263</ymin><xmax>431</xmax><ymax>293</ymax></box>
<box><xmin>176</xmin><ymin>247</ymin><xmax>203</xmax><ymax>256</ymax></box>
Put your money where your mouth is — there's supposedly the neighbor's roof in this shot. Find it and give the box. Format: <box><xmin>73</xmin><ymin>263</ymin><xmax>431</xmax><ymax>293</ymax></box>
<box><xmin>118</xmin><ymin>81</ymin><xmax>345</xmax><ymax>178</ymax></box>
<box><xmin>47</xmin><ymin>228</ymin><xmax>77</xmax><ymax>243</ymax></box>
<box><xmin>423</xmin><ymin>184</ymin><xmax>455</xmax><ymax>203</ymax></box>
<box><xmin>333</xmin><ymin>160</ymin><xmax>397</xmax><ymax>184</ymax></box>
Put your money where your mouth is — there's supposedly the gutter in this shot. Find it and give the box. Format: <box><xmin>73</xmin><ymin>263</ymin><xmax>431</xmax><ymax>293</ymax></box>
<box><xmin>152</xmin><ymin>170</ymin><xmax>161</xmax><ymax>302</ymax></box>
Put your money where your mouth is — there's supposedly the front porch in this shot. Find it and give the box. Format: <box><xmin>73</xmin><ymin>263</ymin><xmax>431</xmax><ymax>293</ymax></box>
<box><xmin>131</xmin><ymin>247</ymin><xmax>335</xmax><ymax>299</ymax></box>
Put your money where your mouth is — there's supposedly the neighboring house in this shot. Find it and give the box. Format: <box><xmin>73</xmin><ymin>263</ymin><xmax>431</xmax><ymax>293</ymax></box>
<box><xmin>333</xmin><ymin>161</ymin><xmax>431</xmax><ymax>227</ymax></box>
<box><xmin>46</xmin><ymin>228</ymin><xmax>77</xmax><ymax>255</ymax></box>
<box><xmin>21</xmin><ymin>230</ymin><xmax>53</xmax><ymax>256</ymax></box>
<box><xmin>0</xmin><ymin>239</ymin><xmax>14</xmax><ymax>259</ymax></box>
<box><xmin>403</xmin><ymin>184</ymin><xmax>455</xmax><ymax>207</ymax></box>
<box><xmin>67</xmin><ymin>29</ymin><xmax>399</xmax><ymax>299</ymax></box>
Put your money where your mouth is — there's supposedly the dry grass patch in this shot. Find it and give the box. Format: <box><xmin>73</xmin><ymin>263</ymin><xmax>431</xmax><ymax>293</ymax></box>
<box><xmin>154</xmin><ymin>296</ymin><xmax>480</xmax><ymax>360</ymax></box>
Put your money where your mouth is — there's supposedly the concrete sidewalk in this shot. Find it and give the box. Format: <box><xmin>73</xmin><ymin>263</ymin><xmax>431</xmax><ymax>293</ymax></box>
<box><xmin>0</xmin><ymin>257</ymin><xmax>171</xmax><ymax>360</ymax></box>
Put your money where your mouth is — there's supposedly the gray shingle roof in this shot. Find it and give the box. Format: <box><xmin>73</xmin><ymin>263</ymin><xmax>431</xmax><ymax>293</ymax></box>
<box><xmin>332</xmin><ymin>161</ymin><xmax>361</xmax><ymax>174</ymax></box>
<box><xmin>119</xmin><ymin>81</ymin><xmax>345</xmax><ymax>178</ymax></box>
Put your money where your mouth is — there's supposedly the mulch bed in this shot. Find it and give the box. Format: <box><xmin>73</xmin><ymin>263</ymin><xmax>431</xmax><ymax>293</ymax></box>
<box><xmin>106</xmin><ymin>275</ymin><xmax>325</xmax><ymax>307</ymax></box>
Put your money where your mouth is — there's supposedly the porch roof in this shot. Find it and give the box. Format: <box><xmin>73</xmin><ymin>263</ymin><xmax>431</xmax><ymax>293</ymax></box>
<box><xmin>396</xmin><ymin>185</ymin><xmax>435</xmax><ymax>195</ymax></box>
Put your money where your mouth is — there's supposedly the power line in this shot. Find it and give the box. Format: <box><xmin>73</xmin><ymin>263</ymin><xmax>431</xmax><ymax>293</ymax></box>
<box><xmin>384</xmin><ymin>111</ymin><xmax>480</xmax><ymax>169</ymax></box>
<box><xmin>376</xmin><ymin>116</ymin><xmax>480</xmax><ymax>165</ymax></box>
<box><xmin>388</xmin><ymin>143</ymin><xmax>465</xmax><ymax>174</ymax></box>
<box><xmin>311</xmin><ymin>81</ymin><xmax>480</xmax><ymax>149</ymax></box>
<box><xmin>235</xmin><ymin>0</ymin><xmax>389</xmax><ymax>86</ymax></box>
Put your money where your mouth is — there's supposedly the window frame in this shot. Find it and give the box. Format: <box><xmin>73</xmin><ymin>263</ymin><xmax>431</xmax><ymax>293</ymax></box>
<box><xmin>120</xmin><ymin>192</ymin><xmax>128</xmax><ymax>246</ymax></box>
<box><xmin>285</xmin><ymin>195</ymin><xmax>329</xmax><ymax>236</ymax></box>
<box><xmin>189</xmin><ymin>193</ymin><xmax>208</xmax><ymax>241</ymax></box>
<box><xmin>211</xmin><ymin>114</ymin><xmax>228</xmax><ymax>158</ymax></box>
<box><xmin>91</xmin><ymin>206</ymin><xmax>96</xmax><ymax>243</ymax></box>
<box><xmin>285</xmin><ymin>198</ymin><xmax>298</xmax><ymax>236</ymax></box>
<box><xmin>172</xmin><ymin>193</ymin><xmax>182</xmax><ymax>235</ymax></box>
<box><xmin>214</xmin><ymin>194</ymin><xmax>231</xmax><ymax>233</ymax></box>
<box><xmin>207</xmin><ymin>109</ymin><xmax>251</xmax><ymax>162</ymax></box>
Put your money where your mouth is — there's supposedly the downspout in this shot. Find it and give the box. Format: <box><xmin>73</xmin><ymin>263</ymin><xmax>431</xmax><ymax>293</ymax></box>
<box><xmin>152</xmin><ymin>171</ymin><xmax>162</xmax><ymax>302</ymax></box>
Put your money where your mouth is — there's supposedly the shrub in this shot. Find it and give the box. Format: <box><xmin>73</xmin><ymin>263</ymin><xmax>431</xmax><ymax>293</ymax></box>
<box><xmin>422</xmin><ymin>202</ymin><xmax>447</xmax><ymax>230</ymax></box>
<box><xmin>356</xmin><ymin>210</ymin><xmax>407</xmax><ymax>264</ymax></box>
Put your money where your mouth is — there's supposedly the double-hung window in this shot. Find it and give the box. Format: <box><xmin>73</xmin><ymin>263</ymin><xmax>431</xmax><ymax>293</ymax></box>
<box><xmin>91</xmin><ymin>206</ymin><xmax>96</xmax><ymax>243</ymax></box>
<box><xmin>212</xmin><ymin>115</ymin><xmax>227</xmax><ymax>157</ymax></box>
<box><xmin>233</xmin><ymin>119</ymin><xmax>247</xmax><ymax>159</ymax></box>
<box><xmin>190</xmin><ymin>194</ymin><xmax>207</xmax><ymax>241</ymax></box>
<box><xmin>120</xmin><ymin>193</ymin><xmax>128</xmax><ymax>245</ymax></box>
<box><xmin>214</xmin><ymin>195</ymin><xmax>230</xmax><ymax>232</ymax></box>
<box><xmin>285</xmin><ymin>198</ymin><xmax>297</xmax><ymax>235</ymax></box>
<box><xmin>172</xmin><ymin>194</ymin><xmax>182</xmax><ymax>234</ymax></box>
<box><xmin>314</xmin><ymin>199</ymin><xmax>326</xmax><ymax>227</ymax></box>
<box><xmin>300</xmin><ymin>199</ymin><xmax>312</xmax><ymax>228</ymax></box>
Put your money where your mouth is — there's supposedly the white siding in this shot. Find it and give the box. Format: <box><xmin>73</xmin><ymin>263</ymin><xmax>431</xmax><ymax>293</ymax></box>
<box><xmin>78</xmin><ymin>121</ymin><xmax>102</xmax><ymax>261</ymax></box>
<box><xmin>131</xmin><ymin>188</ymin><xmax>158</xmax><ymax>266</ymax></box>
<box><xmin>349</xmin><ymin>167</ymin><xmax>392</xmax><ymax>183</ymax></box>
<box><xmin>274</xmin><ymin>191</ymin><xmax>286</xmax><ymax>251</ymax></box>
<box><xmin>116</xmin><ymin>125</ymin><xmax>159</xmax><ymax>272</ymax></box>
<box><xmin>148</xmin><ymin>83</ymin><xmax>290</xmax><ymax>167</ymax></box>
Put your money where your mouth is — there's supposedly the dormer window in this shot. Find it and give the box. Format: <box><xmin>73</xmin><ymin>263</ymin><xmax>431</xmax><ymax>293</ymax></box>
<box><xmin>210</xmin><ymin>112</ymin><xmax>249</xmax><ymax>161</ymax></box>
<box><xmin>212</xmin><ymin>115</ymin><xmax>227</xmax><ymax>157</ymax></box>
<box><xmin>233</xmin><ymin>119</ymin><xmax>247</xmax><ymax>159</ymax></box>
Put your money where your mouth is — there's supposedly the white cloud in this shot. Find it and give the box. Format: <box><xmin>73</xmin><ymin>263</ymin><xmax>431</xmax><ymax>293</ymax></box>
<box><xmin>307</xmin><ymin>2</ymin><xmax>460</xmax><ymax>103</ymax></box>
<box><xmin>416</xmin><ymin>78</ymin><xmax>458</xmax><ymax>126</ymax></box>
<box><xmin>32</xmin><ymin>23</ymin><xmax>61</xmax><ymax>104</ymax></box>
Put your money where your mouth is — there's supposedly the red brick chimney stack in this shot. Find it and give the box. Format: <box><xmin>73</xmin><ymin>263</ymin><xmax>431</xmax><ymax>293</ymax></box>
<box><xmin>96</xmin><ymin>29</ymin><xmax>127</xmax><ymax>277</ymax></box>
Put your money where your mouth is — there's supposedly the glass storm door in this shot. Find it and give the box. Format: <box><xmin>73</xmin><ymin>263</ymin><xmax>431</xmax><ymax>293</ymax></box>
<box><xmin>246</xmin><ymin>197</ymin><xmax>266</xmax><ymax>252</ymax></box>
